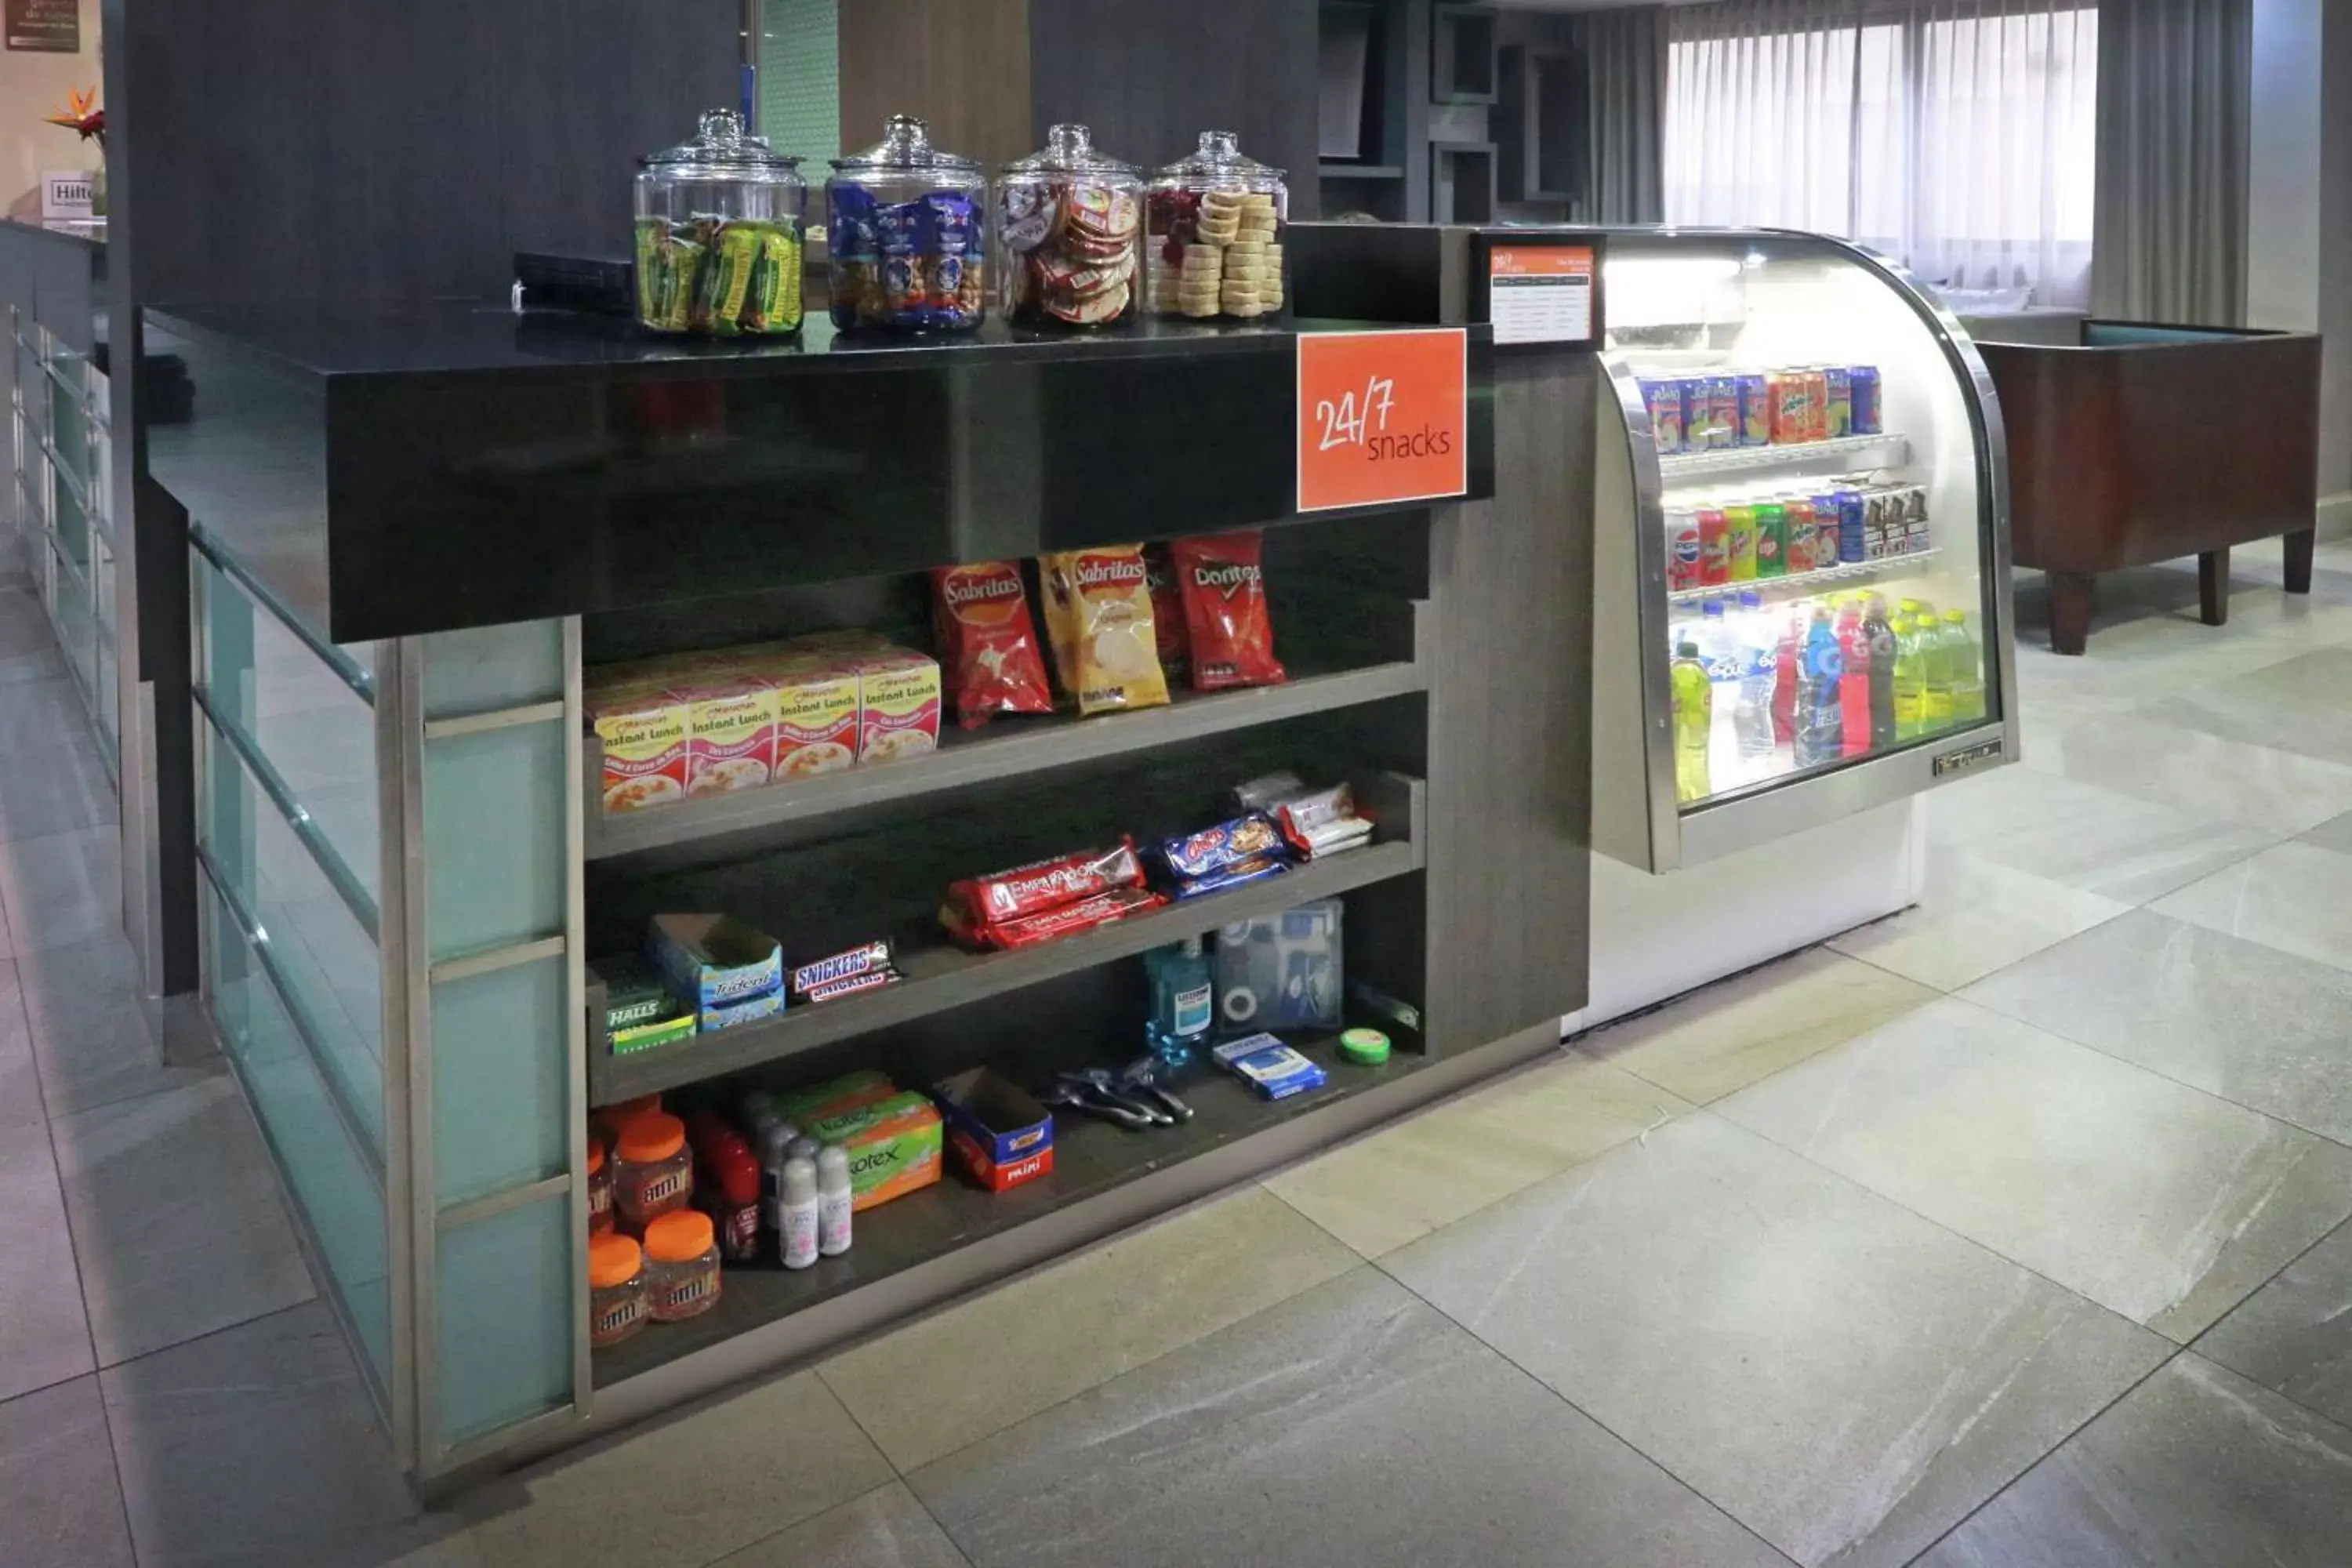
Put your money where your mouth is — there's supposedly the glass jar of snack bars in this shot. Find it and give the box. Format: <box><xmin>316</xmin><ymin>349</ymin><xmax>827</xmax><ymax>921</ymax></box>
<box><xmin>1145</xmin><ymin>131</ymin><xmax>1286</xmax><ymax>321</ymax></box>
<box><xmin>633</xmin><ymin>109</ymin><xmax>806</xmax><ymax>336</ymax></box>
<box><xmin>826</xmin><ymin>114</ymin><xmax>989</xmax><ymax>333</ymax></box>
<box><xmin>996</xmin><ymin>124</ymin><xmax>1145</xmax><ymax>328</ymax></box>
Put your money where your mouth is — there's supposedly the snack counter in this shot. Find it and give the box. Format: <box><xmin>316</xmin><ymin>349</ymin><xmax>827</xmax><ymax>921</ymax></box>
<box><xmin>144</xmin><ymin>298</ymin><xmax>1597</xmax><ymax>1488</ymax></box>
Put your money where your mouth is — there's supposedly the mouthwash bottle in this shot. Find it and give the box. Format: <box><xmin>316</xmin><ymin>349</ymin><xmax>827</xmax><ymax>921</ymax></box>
<box><xmin>1145</xmin><ymin>936</ymin><xmax>1214</xmax><ymax>1068</ymax></box>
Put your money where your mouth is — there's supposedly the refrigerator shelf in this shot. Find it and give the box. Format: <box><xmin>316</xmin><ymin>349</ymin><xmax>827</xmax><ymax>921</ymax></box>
<box><xmin>1660</xmin><ymin>432</ymin><xmax>1909</xmax><ymax>483</ymax></box>
<box><xmin>1668</xmin><ymin>547</ymin><xmax>1942</xmax><ymax>605</ymax></box>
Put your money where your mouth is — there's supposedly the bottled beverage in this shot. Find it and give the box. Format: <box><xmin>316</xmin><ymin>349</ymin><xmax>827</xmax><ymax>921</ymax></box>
<box><xmin>1892</xmin><ymin>616</ymin><xmax>1926</xmax><ymax>740</ymax></box>
<box><xmin>1671</xmin><ymin>641</ymin><xmax>1712</xmax><ymax>804</ymax></box>
<box><xmin>1771</xmin><ymin>609</ymin><xmax>1800</xmax><ymax>751</ymax></box>
<box><xmin>1732</xmin><ymin>590</ymin><xmax>1781</xmax><ymax>771</ymax></box>
<box><xmin>1863</xmin><ymin>595</ymin><xmax>1898</xmax><ymax>747</ymax></box>
<box><xmin>1944</xmin><ymin>609</ymin><xmax>1986</xmax><ymax>722</ymax></box>
<box><xmin>1795</xmin><ymin>610</ymin><xmax>1846</xmax><ymax>766</ymax></box>
<box><xmin>1701</xmin><ymin>601</ymin><xmax>1744</xmax><ymax>786</ymax></box>
<box><xmin>1835</xmin><ymin>600</ymin><xmax>1872</xmax><ymax>757</ymax></box>
<box><xmin>1920</xmin><ymin>612</ymin><xmax>1955</xmax><ymax>731</ymax></box>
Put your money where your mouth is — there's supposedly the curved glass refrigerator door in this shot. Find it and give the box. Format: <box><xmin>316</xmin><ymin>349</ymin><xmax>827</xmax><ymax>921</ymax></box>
<box><xmin>1590</xmin><ymin>229</ymin><xmax>2021</xmax><ymax>873</ymax></box>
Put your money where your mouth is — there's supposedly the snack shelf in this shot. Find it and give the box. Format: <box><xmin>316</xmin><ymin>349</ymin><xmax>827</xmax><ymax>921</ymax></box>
<box><xmin>584</xmin><ymin>630</ymin><xmax>1429</xmax><ymax>861</ymax></box>
<box><xmin>1658</xmin><ymin>432</ymin><xmax>1908</xmax><ymax>483</ymax></box>
<box><xmin>1666</xmin><ymin>546</ymin><xmax>1944</xmax><ymax>606</ymax></box>
<box><xmin>586</xmin><ymin>775</ymin><xmax>1425</xmax><ymax>1105</ymax></box>
<box><xmin>591</xmin><ymin>1028</ymin><xmax>1433</xmax><ymax>1385</ymax></box>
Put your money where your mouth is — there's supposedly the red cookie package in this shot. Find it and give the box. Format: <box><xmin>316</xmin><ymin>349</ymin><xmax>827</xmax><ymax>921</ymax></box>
<box><xmin>930</xmin><ymin>561</ymin><xmax>1056</xmax><ymax>729</ymax></box>
<box><xmin>1170</xmin><ymin>529</ymin><xmax>1287</xmax><ymax>692</ymax></box>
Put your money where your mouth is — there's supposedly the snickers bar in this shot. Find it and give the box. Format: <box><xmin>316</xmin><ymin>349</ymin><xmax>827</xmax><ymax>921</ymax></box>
<box><xmin>790</xmin><ymin>938</ymin><xmax>895</xmax><ymax>1001</ymax></box>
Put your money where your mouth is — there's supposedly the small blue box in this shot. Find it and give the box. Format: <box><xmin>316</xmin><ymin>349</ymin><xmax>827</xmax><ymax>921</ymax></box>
<box><xmin>1211</xmin><ymin>1033</ymin><xmax>1329</xmax><ymax>1101</ymax></box>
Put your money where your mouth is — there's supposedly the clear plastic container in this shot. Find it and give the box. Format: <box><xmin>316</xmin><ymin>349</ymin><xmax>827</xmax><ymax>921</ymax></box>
<box><xmin>997</xmin><ymin>124</ymin><xmax>1144</xmax><ymax>328</ymax></box>
<box><xmin>1145</xmin><ymin>131</ymin><xmax>1287</xmax><ymax>321</ymax></box>
<box><xmin>633</xmin><ymin>109</ymin><xmax>807</xmax><ymax>336</ymax></box>
<box><xmin>641</xmin><ymin>1209</ymin><xmax>724</xmax><ymax>1323</ymax></box>
<box><xmin>588</xmin><ymin>1232</ymin><xmax>647</xmax><ymax>1348</ymax></box>
<box><xmin>586</xmin><ymin>1138</ymin><xmax>614</xmax><ymax>1236</ymax></box>
<box><xmin>826</xmin><ymin>114</ymin><xmax>988</xmax><ymax>333</ymax></box>
<box><xmin>614</xmin><ymin>1112</ymin><xmax>694</xmax><ymax>1230</ymax></box>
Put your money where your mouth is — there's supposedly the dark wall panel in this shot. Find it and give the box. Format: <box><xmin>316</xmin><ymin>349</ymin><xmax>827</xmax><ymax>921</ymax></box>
<box><xmin>839</xmin><ymin>0</ymin><xmax>1033</xmax><ymax>169</ymax></box>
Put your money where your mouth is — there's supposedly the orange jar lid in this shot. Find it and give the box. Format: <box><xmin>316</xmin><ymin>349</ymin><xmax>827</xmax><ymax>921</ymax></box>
<box><xmin>586</xmin><ymin>1140</ymin><xmax>607</xmax><ymax>1174</ymax></box>
<box><xmin>595</xmin><ymin>1093</ymin><xmax>662</xmax><ymax>1132</ymax></box>
<box><xmin>617</xmin><ymin>1111</ymin><xmax>687</xmax><ymax>1163</ymax></box>
<box><xmin>588</xmin><ymin>1232</ymin><xmax>642</xmax><ymax>1287</ymax></box>
<box><xmin>643</xmin><ymin>1209</ymin><xmax>716</xmax><ymax>1263</ymax></box>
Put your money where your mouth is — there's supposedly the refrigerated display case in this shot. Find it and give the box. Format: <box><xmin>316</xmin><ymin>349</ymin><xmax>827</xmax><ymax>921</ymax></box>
<box><xmin>1591</xmin><ymin>228</ymin><xmax>2018</xmax><ymax>872</ymax></box>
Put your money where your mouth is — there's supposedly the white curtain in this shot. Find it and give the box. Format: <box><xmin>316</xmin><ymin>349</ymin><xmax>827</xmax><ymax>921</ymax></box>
<box><xmin>1666</xmin><ymin>0</ymin><xmax>2099</xmax><ymax>308</ymax></box>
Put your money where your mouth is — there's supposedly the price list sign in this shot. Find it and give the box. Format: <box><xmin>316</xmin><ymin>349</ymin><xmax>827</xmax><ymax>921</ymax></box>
<box><xmin>1487</xmin><ymin>243</ymin><xmax>1597</xmax><ymax>347</ymax></box>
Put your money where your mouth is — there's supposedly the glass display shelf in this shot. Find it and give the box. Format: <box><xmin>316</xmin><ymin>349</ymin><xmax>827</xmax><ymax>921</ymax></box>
<box><xmin>1668</xmin><ymin>547</ymin><xmax>1942</xmax><ymax>606</ymax></box>
<box><xmin>1659</xmin><ymin>432</ymin><xmax>1910</xmax><ymax>484</ymax></box>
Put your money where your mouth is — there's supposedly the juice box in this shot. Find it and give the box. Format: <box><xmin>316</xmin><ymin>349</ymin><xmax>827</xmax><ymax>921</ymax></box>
<box><xmin>803</xmin><ymin>1091</ymin><xmax>945</xmax><ymax>1210</ymax></box>
<box><xmin>680</xmin><ymin>673</ymin><xmax>779</xmax><ymax>797</ymax></box>
<box><xmin>587</xmin><ymin>677</ymin><xmax>690</xmax><ymax>815</ymax></box>
<box><xmin>1639</xmin><ymin>378</ymin><xmax>1686</xmax><ymax>454</ymax></box>
<box><xmin>1823</xmin><ymin>366</ymin><xmax>1853</xmax><ymax>438</ymax></box>
<box><xmin>1733</xmin><ymin>372</ymin><xmax>1772</xmax><ymax>446</ymax></box>
<box><xmin>1692</xmin><ymin>376</ymin><xmax>1740</xmax><ymax>451</ymax></box>
<box><xmin>849</xmin><ymin>648</ymin><xmax>942</xmax><ymax>764</ymax></box>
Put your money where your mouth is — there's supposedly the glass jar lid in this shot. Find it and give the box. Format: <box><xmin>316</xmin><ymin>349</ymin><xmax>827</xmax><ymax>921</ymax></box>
<box><xmin>1003</xmin><ymin>123</ymin><xmax>1139</xmax><ymax>178</ymax></box>
<box><xmin>831</xmin><ymin>114</ymin><xmax>982</xmax><ymax>175</ymax></box>
<box><xmin>1152</xmin><ymin>129</ymin><xmax>1283</xmax><ymax>190</ymax></box>
<box><xmin>641</xmin><ymin>108</ymin><xmax>801</xmax><ymax>179</ymax></box>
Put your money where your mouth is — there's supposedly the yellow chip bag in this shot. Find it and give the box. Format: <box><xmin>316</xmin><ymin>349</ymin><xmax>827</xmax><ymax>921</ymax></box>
<box><xmin>1038</xmin><ymin>545</ymin><xmax>1171</xmax><ymax>716</ymax></box>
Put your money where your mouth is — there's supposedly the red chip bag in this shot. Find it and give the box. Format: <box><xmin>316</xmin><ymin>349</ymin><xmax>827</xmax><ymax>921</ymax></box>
<box><xmin>930</xmin><ymin>561</ymin><xmax>1055</xmax><ymax>729</ymax></box>
<box><xmin>1171</xmin><ymin>529</ymin><xmax>1287</xmax><ymax>691</ymax></box>
<box><xmin>1143</xmin><ymin>545</ymin><xmax>1191</xmax><ymax>687</ymax></box>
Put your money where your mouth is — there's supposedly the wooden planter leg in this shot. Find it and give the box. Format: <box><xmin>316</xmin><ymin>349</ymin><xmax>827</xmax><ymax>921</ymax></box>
<box><xmin>2199</xmin><ymin>547</ymin><xmax>2230</xmax><ymax>626</ymax></box>
<box><xmin>2285</xmin><ymin>528</ymin><xmax>2316</xmax><ymax>595</ymax></box>
<box><xmin>2049</xmin><ymin>572</ymin><xmax>2096</xmax><ymax>655</ymax></box>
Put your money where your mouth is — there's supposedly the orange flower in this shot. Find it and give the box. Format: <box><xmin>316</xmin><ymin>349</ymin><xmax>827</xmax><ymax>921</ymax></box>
<box><xmin>44</xmin><ymin>88</ymin><xmax>104</xmax><ymax>144</ymax></box>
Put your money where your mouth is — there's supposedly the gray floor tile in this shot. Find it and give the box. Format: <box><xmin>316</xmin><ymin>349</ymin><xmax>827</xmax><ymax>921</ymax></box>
<box><xmin>0</xmin><ymin>823</ymin><xmax>121</xmax><ymax>956</ymax></box>
<box><xmin>0</xmin><ymin>644</ymin><xmax>68</xmax><ymax>689</ymax></box>
<box><xmin>0</xmin><ymin>735</ymin><xmax>116</xmax><ymax>845</ymax></box>
<box><xmin>1828</xmin><ymin>844</ymin><xmax>2130</xmax><ymax>993</ymax></box>
<box><xmin>2151</xmin><ymin>838</ymin><xmax>2352</xmax><ymax>975</ymax></box>
<box><xmin>1719</xmin><ymin>998</ymin><xmax>2352</xmax><ymax>1341</ymax></box>
<box><xmin>0</xmin><ymin>1120</ymin><xmax>98</xmax><ymax>1403</ymax></box>
<box><xmin>1919</xmin><ymin>765</ymin><xmax>2281</xmax><ymax>906</ymax></box>
<box><xmin>2144</xmin><ymin>648</ymin><xmax>2352</xmax><ymax>768</ymax></box>
<box><xmin>0</xmin><ymin>959</ymin><xmax>45</xmax><ymax>1134</ymax></box>
<box><xmin>1384</xmin><ymin>1114</ymin><xmax>2169</xmax><ymax>1568</ymax></box>
<box><xmin>909</xmin><ymin>1267</ymin><xmax>1789</xmax><ymax>1568</ymax></box>
<box><xmin>2194</xmin><ymin>1218</ymin><xmax>2352</xmax><ymax>1431</ymax></box>
<box><xmin>2305</xmin><ymin>808</ymin><xmax>2352</xmax><ymax>854</ymax></box>
<box><xmin>16</xmin><ymin>933</ymin><xmax>221</xmax><ymax>1116</ymax></box>
<box><xmin>717</xmin><ymin>1483</ymin><xmax>972</xmax><ymax>1568</ymax></box>
<box><xmin>53</xmin><ymin>1075</ymin><xmax>314</xmax><ymax>1365</ymax></box>
<box><xmin>1962</xmin><ymin>909</ymin><xmax>2352</xmax><ymax>1147</ymax></box>
<box><xmin>0</xmin><ymin>676</ymin><xmax>96</xmax><ymax>757</ymax></box>
<box><xmin>2023</xmin><ymin>712</ymin><xmax>2352</xmax><ymax>833</ymax></box>
<box><xmin>1915</xmin><ymin>1354</ymin><xmax>2352</xmax><ymax>1568</ymax></box>
<box><xmin>0</xmin><ymin>1375</ymin><xmax>135</xmax><ymax>1568</ymax></box>
<box><xmin>103</xmin><ymin>1301</ymin><xmax>415</xmax><ymax>1568</ymax></box>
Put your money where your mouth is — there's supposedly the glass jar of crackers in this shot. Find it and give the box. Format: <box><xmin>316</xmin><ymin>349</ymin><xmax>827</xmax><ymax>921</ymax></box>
<box><xmin>996</xmin><ymin>124</ymin><xmax>1145</xmax><ymax>328</ymax></box>
<box><xmin>1145</xmin><ymin>131</ymin><xmax>1286</xmax><ymax>322</ymax></box>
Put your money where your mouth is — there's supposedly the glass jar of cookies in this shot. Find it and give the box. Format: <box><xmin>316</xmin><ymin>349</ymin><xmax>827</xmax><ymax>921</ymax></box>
<box><xmin>996</xmin><ymin>125</ymin><xmax>1145</xmax><ymax>328</ymax></box>
<box><xmin>826</xmin><ymin>114</ymin><xmax>988</xmax><ymax>333</ymax></box>
<box><xmin>1145</xmin><ymin>132</ymin><xmax>1285</xmax><ymax>322</ymax></box>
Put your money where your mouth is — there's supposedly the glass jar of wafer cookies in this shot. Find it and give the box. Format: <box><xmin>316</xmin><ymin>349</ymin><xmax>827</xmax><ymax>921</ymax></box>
<box><xmin>996</xmin><ymin>124</ymin><xmax>1145</xmax><ymax>328</ymax></box>
<box><xmin>1145</xmin><ymin>131</ymin><xmax>1286</xmax><ymax>322</ymax></box>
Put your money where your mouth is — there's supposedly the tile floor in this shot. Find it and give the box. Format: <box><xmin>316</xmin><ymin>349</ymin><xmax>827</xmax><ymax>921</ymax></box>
<box><xmin>6</xmin><ymin>536</ymin><xmax>2352</xmax><ymax>1566</ymax></box>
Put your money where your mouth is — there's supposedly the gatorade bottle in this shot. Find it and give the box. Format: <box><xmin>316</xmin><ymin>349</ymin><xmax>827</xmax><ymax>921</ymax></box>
<box><xmin>1795</xmin><ymin>609</ymin><xmax>1846</xmax><ymax>767</ymax></box>
<box><xmin>1892</xmin><ymin>616</ymin><xmax>1926</xmax><ymax>740</ymax></box>
<box><xmin>1920</xmin><ymin>611</ymin><xmax>1955</xmax><ymax>732</ymax></box>
<box><xmin>1944</xmin><ymin>608</ymin><xmax>1986</xmax><ymax>722</ymax></box>
<box><xmin>1771</xmin><ymin>606</ymin><xmax>1801</xmax><ymax>751</ymax></box>
<box><xmin>1671</xmin><ymin>641</ymin><xmax>1712</xmax><ymax>804</ymax></box>
<box><xmin>1733</xmin><ymin>590</ymin><xmax>1781</xmax><ymax>773</ymax></box>
<box><xmin>1864</xmin><ymin>595</ymin><xmax>1898</xmax><ymax>748</ymax></box>
<box><xmin>1835</xmin><ymin>599</ymin><xmax>1872</xmax><ymax>757</ymax></box>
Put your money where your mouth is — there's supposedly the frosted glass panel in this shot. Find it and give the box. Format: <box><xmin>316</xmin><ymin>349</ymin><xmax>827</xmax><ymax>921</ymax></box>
<box><xmin>437</xmin><ymin>1196</ymin><xmax>574</xmax><ymax>1445</ymax></box>
<box><xmin>422</xmin><ymin>620</ymin><xmax>562</xmax><ymax>715</ymax></box>
<box><xmin>432</xmin><ymin>956</ymin><xmax>567</xmax><ymax>1204</ymax></box>
<box><xmin>423</xmin><ymin>722</ymin><xmax>565</xmax><ymax>959</ymax></box>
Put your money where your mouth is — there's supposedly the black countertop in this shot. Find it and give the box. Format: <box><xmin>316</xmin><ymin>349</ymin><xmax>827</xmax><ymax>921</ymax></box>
<box><xmin>143</xmin><ymin>299</ymin><xmax>1495</xmax><ymax>644</ymax></box>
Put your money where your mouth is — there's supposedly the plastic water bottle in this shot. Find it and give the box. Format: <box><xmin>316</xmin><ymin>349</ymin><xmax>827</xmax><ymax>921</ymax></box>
<box><xmin>1920</xmin><ymin>611</ymin><xmax>1955</xmax><ymax>731</ymax></box>
<box><xmin>1701</xmin><ymin>600</ymin><xmax>1745</xmax><ymax>787</ymax></box>
<box><xmin>1732</xmin><ymin>590</ymin><xmax>1780</xmax><ymax>773</ymax></box>
<box><xmin>1892</xmin><ymin>616</ymin><xmax>1927</xmax><ymax>741</ymax></box>
<box><xmin>1671</xmin><ymin>640</ymin><xmax>1712</xmax><ymax>804</ymax></box>
<box><xmin>1864</xmin><ymin>595</ymin><xmax>1898</xmax><ymax>748</ymax></box>
<box><xmin>1944</xmin><ymin>608</ymin><xmax>1985</xmax><ymax>722</ymax></box>
<box><xmin>1795</xmin><ymin>609</ymin><xmax>1846</xmax><ymax>767</ymax></box>
<box><xmin>1835</xmin><ymin>599</ymin><xmax>1872</xmax><ymax>757</ymax></box>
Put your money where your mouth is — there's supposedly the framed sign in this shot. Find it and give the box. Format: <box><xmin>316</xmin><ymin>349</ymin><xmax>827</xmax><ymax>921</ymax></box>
<box><xmin>1470</xmin><ymin>230</ymin><xmax>1607</xmax><ymax>350</ymax></box>
<box><xmin>1296</xmin><ymin>328</ymin><xmax>1470</xmax><ymax>514</ymax></box>
<box><xmin>40</xmin><ymin>171</ymin><xmax>94</xmax><ymax>220</ymax></box>
<box><xmin>5</xmin><ymin>0</ymin><xmax>78</xmax><ymax>53</ymax></box>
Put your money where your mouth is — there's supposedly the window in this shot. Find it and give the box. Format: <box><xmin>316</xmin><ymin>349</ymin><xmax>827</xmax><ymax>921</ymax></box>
<box><xmin>1666</xmin><ymin>2</ymin><xmax>2098</xmax><ymax>308</ymax></box>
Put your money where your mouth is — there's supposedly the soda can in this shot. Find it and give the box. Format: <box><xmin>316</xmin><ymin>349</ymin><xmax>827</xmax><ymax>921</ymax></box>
<box><xmin>1766</xmin><ymin>372</ymin><xmax>1809</xmax><ymax>445</ymax></box>
<box><xmin>1823</xmin><ymin>367</ymin><xmax>1853</xmax><ymax>439</ymax></box>
<box><xmin>1639</xmin><ymin>379</ymin><xmax>1686</xmax><ymax>455</ymax></box>
<box><xmin>1733</xmin><ymin>372</ymin><xmax>1772</xmax><ymax>446</ymax></box>
<box><xmin>1724</xmin><ymin>505</ymin><xmax>1759</xmax><ymax>582</ymax></box>
<box><xmin>1665</xmin><ymin>510</ymin><xmax>1703</xmax><ymax>592</ymax></box>
<box><xmin>1833</xmin><ymin>490</ymin><xmax>1867</xmax><ymax>563</ymax></box>
<box><xmin>1753</xmin><ymin>503</ymin><xmax>1788</xmax><ymax>579</ymax></box>
<box><xmin>1849</xmin><ymin>366</ymin><xmax>1882</xmax><ymax>434</ymax></box>
<box><xmin>1802</xmin><ymin>369</ymin><xmax>1830</xmax><ymax>442</ymax></box>
<box><xmin>1812</xmin><ymin>494</ymin><xmax>1850</xmax><ymax>568</ymax></box>
<box><xmin>1697</xmin><ymin>510</ymin><xmax>1730</xmax><ymax>586</ymax></box>
<box><xmin>1784</xmin><ymin>499</ymin><xmax>1817</xmax><ymax>574</ymax></box>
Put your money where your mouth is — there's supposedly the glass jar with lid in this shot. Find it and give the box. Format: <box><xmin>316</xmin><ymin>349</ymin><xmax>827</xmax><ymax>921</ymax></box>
<box><xmin>633</xmin><ymin>109</ymin><xmax>807</xmax><ymax>336</ymax></box>
<box><xmin>1146</xmin><ymin>131</ymin><xmax>1287</xmax><ymax>321</ymax></box>
<box><xmin>613</xmin><ymin>1111</ymin><xmax>694</xmax><ymax>1231</ymax></box>
<box><xmin>587</xmin><ymin>1233</ymin><xmax>647</xmax><ymax>1348</ymax></box>
<box><xmin>826</xmin><ymin>114</ymin><xmax>989</xmax><ymax>333</ymax></box>
<box><xmin>641</xmin><ymin>1210</ymin><xmax>724</xmax><ymax>1323</ymax></box>
<box><xmin>996</xmin><ymin>124</ymin><xmax>1145</xmax><ymax>328</ymax></box>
